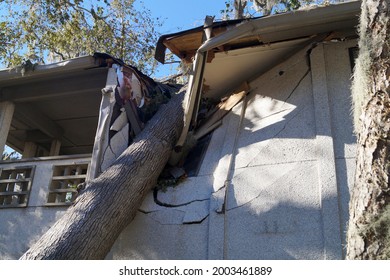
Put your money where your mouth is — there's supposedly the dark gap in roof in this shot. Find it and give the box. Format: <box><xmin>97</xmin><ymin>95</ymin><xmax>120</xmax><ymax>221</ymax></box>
<box><xmin>183</xmin><ymin>133</ymin><xmax>212</xmax><ymax>177</ymax></box>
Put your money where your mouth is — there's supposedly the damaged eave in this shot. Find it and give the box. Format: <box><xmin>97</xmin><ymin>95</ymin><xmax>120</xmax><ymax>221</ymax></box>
<box><xmin>156</xmin><ymin>1</ymin><xmax>360</xmax><ymax>63</ymax></box>
<box><xmin>0</xmin><ymin>54</ymin><xmax>117</xmax><ymax>155</ymax></box>
<box><xmin>0</xmin><ymin>56</ymin><xmax>99</xmax><ymax>87</ymax></box>
<box><xmin>155</xmin><ymin>17</ymin><xmax>252</xmax><ymax>64</ymax></box>
<box><xmin>200</xmin><ymin>1</ymin><xmax>360</xmax><ymax>52</ymax></box>
<box><xmin>165</xmin><ymin>1</ymin><xmax>360</xmax><ymax>166</ymax></box>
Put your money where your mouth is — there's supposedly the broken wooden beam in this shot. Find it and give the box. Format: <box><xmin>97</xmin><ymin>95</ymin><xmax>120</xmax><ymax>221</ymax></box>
<box><xmin>194</xmin><ymin>82</ymin><xmax>250</xmax><ymax>140</ymax></box>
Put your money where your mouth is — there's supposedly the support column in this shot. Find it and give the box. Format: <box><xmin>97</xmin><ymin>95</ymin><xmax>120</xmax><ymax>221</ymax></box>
<box><xmin>0</xmin><ymin>101</ymin><xmax>15</xmax><ymax>156</ymax></box>
<box><xmin>22</xmin><ymin>142</ymin><xmax>38</xmax><ymax>158</ymax></box>
<box><xmin>310</xmin><ymin>43</ymin><xmax>343</xmax><ymax>259</ymax></box>
<box><xmin>49</xmin><ymin>139</ymin><xmax>61</xmax><ymax>156</ymax></box>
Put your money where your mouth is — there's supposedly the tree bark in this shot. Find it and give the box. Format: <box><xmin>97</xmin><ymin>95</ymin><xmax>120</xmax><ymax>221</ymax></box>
<box><xmin>347</xmin><ymin>0</ymin><xmax>390</xmax><ymax>259</ymax></box>
<box><xmin>234</xmin><ymin>0</ymin><xmax>247</xmax><ymax>19</ymax></box>
<box><xmin>20</xmin><ymin>91</ymin><xmax>185</xmax><ymax>260</ymax></box>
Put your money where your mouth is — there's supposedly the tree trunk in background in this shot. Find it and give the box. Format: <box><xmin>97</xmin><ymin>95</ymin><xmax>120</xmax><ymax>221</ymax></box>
<box><xmin>20</xmin><ymin>91</ymin><xmax>185</xmax><ymax>260</ymax></box>
<box><xmin>234</xmin><ymin>0</ymin><xmax>247</xmax><ymax>19</ymax></box>
<box><xmin>347</xmin><ymin>0</ymin><xmax>390</xmax><ymax>259</ymax></box>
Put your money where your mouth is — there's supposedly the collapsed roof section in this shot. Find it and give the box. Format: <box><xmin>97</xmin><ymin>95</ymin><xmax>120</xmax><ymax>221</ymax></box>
<box><xmin>0</xmin><ymin>55</ymin><xmax>106</xmax><ymax>156</ymax></box>
<box><xmin>155</xmin><ymin>1</ymin><xmax>360</xmax><ymax>155</ymax></box>
<box><xmin>156</xmin><ymin>1</ymin><xmax>360</xmax><ymax>99</ymax></box>
<box><xmin>0</xmin><ymin>53</ymin><xmax>180</xmax><ymax>159</ymax></box>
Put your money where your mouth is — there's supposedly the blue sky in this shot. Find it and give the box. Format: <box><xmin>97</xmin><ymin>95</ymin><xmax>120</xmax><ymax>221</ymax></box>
<box><xmin>138</xmin><ymin>0</ymin><xmax>225</xmax><ymax>34</ymax></box>
<box><xmin>137</xmin><ymin>0</ymin><xmax>226</xmax><ymax>78</ymax></box>
<box><xmin>0</xmin><ymin>0</ymin><xmax>226</xmax><ymax>76</ymax></box>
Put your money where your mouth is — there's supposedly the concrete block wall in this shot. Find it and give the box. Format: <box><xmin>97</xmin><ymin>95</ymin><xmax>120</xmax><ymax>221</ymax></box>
<box><xmin>108</xmin><ymin>40</ymin><xmax>357</xmax><ymax>260</ymax></box>
<box><xmin>0</xmin><ymin>156</ymin><xmax>90</xmax><ymax>259</ymax></box>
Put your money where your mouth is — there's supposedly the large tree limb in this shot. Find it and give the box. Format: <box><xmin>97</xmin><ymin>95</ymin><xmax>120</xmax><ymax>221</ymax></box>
<box><xmin>347</xmin><ymin>0</ymin><xmax>390</xmax><ymax>259</ymax></box>
<box><xmin>20</xmin><ymin>91</ymin><xmax>185</xmax><ymax>260</ymax></box>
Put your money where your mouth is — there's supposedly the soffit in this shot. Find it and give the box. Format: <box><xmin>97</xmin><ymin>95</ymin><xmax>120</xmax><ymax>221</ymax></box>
<box><xmin>2</xmin><ymin>63</ymin><xmax>108</xmax><ymax>155</ymax></box>
<box><xmin>202</xmin><ymin>38</ymin><xmax>311</xmax><ymax>99</ymax></box>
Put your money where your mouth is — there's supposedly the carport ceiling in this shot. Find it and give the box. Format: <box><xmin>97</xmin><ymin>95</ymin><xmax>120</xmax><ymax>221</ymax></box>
<box><xmin>2</xmin><ymin>67</ymin><xmax>108</xmax><ymax>155</ymax></box>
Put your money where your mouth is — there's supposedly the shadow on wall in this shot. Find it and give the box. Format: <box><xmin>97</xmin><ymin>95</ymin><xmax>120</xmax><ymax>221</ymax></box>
<box><xmin>0</xmin><ymin>207</ymin><xmax>66</xmax><ymax>259</ymax></box>
<box><xmin>220</xmin><ymin>45</ymin><xmax>354</xmax><ymax>259</ymax></box>
<box><xmin>0</xmin><ymin>44</ymin><xmax>356</xmax><ymax>260</ymax></box>
<box><xmin>112</xmin><ymin>45</ymin><xmax>356</xmax><ymax>259</ymax></box>
<box><xmin>111</xmin><ymin>196</ymin><xmax>338</xmax><ymax>259</ymax></box>
<box><xmin>224</xmin><ymin>161</ymin><xmax>325</xmax><ymax>260</ymax></box>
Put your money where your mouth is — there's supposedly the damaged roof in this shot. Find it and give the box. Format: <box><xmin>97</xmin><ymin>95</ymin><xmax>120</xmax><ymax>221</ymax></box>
<box><xmin>156</xmin><ymin>1</ymin><xmax>360</xmax><ymax>65</ymax></box>
<box><xmin>155</xmin><ymin>1</ymin><xmax>360</xmax><ymax>100</ymax></box>
<box><xmin>0</xmin><ymin>53</ymin><xmax>155</xmax><ymax>155</ymax></box>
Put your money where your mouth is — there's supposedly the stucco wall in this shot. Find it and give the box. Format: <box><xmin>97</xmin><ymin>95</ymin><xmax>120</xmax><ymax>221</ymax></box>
<box><xmin>108</xmin><ymin>40</ymin><xmax>357</xmax><ymax>260</ymax></box>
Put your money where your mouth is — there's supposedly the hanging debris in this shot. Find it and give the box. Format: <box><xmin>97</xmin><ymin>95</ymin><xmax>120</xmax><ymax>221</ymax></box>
<box><xmin>90</xmin><ymin>53</ymin><xmax>183</xmax><ymax>177</ymax></box>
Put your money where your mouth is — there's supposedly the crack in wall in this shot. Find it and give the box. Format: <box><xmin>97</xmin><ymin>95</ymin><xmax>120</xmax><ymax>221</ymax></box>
<box><xmin>133</xmin><ymin>43</ymin><xmax>324</xmax><ymax>229</ymax></box>
<box><xmin>223</xmin><ymin>158</ymin><xmax>318</xmax><ymax>213</ymax></box>
<box><xmin>282</xmin><ymin>68</ymin><xmax>311</xmax><ymax>106</ymax></box>
<box><xmin>153</xmin><ymin>188</ymin><xmax>210</xmax><ymax>208</ymax></box>
<box><xmin>183</xmin><ymin>215</ymin><xmax>209</xmax><ymax>224</ymax></box>
<box><xmin>108</xmin><ymin>144</ymin><xmax>117</xmax><ymax>158</ymax></box>
<box><xmin>214</xmin><ymin>184</ymin><xmax>227</xmax><ymax>194</ymax></box>
<box><xmin>237</xmin><ymin>158</ymin><xmax>317</xmax><ymax>170</ymax></box>
<box><xmin>138</xmin><ymin>208</ymin><xmax>156</xmax><ymax>214</ymax></box>
<box><xmin>138</xmin><ymin>202</ymin><xmax>210</xmax><ymax>225</ymax></box>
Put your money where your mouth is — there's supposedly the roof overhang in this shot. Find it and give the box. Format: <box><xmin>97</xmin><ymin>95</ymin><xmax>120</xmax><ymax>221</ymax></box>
<box><xmin>156</xmin><ymin>1</ymin><xmax>360</xmax><ymax>100</ymax></box>
<box><xmin>162</xmin><ymin>1</ymin><xmax>361</xmax><ymax>154</ymax></box>
<box><xmin>156</xmin><ymin>1</ymin><xmax>361</xmax><ymax>65</ymax></box>
<box><xmin>0</xmin><ymin>55</ymin><xmax>109</xmax><ymax>155</ymax></box>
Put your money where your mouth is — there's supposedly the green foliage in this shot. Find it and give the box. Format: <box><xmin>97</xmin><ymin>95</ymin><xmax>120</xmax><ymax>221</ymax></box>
<box><xmin>0</xmin><ymin>0</ymin><xmax>162</xmax><ymax>75</ymax></box>
<box><xmin>221</xmin><ymin>0</ymin><xmax>340</xmax><ymax>19</ymax></box>
<box><xmin>221</xmin><ymin>1</ymin><xmax>234</xmax><ymax>19</ymax></box>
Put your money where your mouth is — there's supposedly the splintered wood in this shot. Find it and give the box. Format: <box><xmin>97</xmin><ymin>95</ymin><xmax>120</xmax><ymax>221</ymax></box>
<box><xmin>194</xmin><ymin>82</ymin><xmax>249</xmax><ymax>140</ymax></box>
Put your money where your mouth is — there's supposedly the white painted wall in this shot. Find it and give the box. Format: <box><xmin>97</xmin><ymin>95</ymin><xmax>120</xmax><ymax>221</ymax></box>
<box><xmin>108</xmin><ymin>39</ymin><xmax>357</xmax><ymax>260</ymax></box>
<box><xmin>0</xmin><ymin>39</ymin><xmax>356</xmax><ymax>260</ymax></box>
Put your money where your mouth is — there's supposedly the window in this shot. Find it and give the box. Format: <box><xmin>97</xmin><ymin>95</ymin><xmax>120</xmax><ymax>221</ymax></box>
<box><xmin>0</xmin><ymin>166</ymin><xmax>34</xmax><ymax>208</ymax></box>
<box><xmin>46</xmin><ymin>163</ymin><xmax>89</xmax><ymax>206</ymax></box>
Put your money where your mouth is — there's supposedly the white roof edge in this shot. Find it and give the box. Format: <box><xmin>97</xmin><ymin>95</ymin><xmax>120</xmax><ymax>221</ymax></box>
<box><xmin>199</xmin><ymin>1</ymin><xmax>361</xmax><ymax>52</ymax></box>
<box><xmin>0</xmin><ymin>55</ymin><xmax>98</xmax><ymax>82</ymax></box>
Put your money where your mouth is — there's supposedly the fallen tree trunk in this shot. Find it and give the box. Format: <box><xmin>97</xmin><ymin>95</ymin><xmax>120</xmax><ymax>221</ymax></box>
<box><xmin>20</xmin><ymin>91</ymin><xmax>185</xmax><ymax>260</ymax></box>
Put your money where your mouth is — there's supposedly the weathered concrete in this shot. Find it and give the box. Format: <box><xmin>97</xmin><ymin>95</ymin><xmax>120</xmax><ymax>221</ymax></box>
<box><xmin>311</xmin><ymin>43</ymin><xmax>343</xmax><ymax>259</ymax></box>
<box><xmin>0</xmin><ymin>207</ymin><xmax>66</xmax><ymax>259</ymax></box>
<box><xmin>107</xmin><ymin>212</ymin><xmax>209</xmax><ymax>260</ymax></box>
<box><xmin>324</xmin><ymin>40</ymin><xmax>357</xmax><ymax>253</ymax></box>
